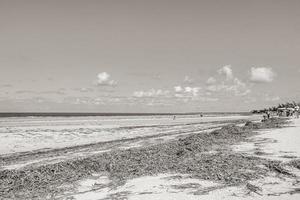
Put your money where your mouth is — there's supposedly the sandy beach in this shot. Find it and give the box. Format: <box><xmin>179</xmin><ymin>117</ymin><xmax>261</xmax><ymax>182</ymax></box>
<box><xmin>1</xmin><ymin>114</ymin><xmax>300</xmax><ymax>199</ymax></box>
<box><xmin>2</xmin><ymin>1</ymin><xmax>300</xmax><ymax>199</ymax></box>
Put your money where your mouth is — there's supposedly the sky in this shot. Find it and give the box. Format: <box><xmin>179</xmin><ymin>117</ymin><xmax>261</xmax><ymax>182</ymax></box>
<box><xmin>0</xmin><ymin>0</ymin><xmax>300</xmax><ymax>113</ymax></box>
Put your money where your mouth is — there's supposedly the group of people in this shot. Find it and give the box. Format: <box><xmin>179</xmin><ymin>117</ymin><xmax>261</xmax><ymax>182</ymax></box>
<box><xmin>279</xmin><ymin>105</ymin><xmax>299</xmax><ymax>118</ymax></box>
<box><xmin>264</xmin><ymin>105</ymin><xmax>300</xmax><ymax>119</ymax></box>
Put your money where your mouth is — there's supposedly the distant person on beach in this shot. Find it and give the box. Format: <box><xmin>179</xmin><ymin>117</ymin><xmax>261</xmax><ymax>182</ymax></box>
<box><xmin>266</xmin><ymin>111</ymin><xmax>270</xmax><ymax>119</ymax></box>
<box><xmin>295</xmin><ymin>105</ymin><xmax>300</xmax><ymax>118</ymax></box>
<box><xmin>173</xmin><ymin>115</ymin><xmax>176</xmax><ymax>120</ymax></box>
<box><xmin>262</xmin><ymin>114</ymin><xmax>267</xmax><ymax>121</ymax></box>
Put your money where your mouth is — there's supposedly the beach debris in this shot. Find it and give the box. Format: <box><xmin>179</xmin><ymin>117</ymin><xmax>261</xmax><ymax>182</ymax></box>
<box><xmin>244</xmin><ymin>121</ymin><xmax>261</xmax><ymax>129</ymax></box>
<box><xmin>101</xmin><ymin>191</ymin><xmax>131</xmax><ymax>200</ymax></box>
<box><xmin>265</xmin><ymin>161</ymin><xmax>293</xmax><ymax>176</ymax></box>
<box><xmin>288</xmin><ymin>159</ymin><xmax>300</xmax><ymax>170</ymax></box>
<box><xmin>244</xmin><ymin>117</ymin><xmax>289</xmax><ymax>130</ymax></box>
<box><xmin>211</xmin><ymin>124</ymin><xmax>247</xmax><ymax>135</ymax></box>
<box><xmin>171</xmin><ymin>183</ymin><xmax>202</xmax><ymax>190</ymax></box>
<box><xmin>246</xmin><ymin>182</ymin><xmax>262</xmax><ymax>195</ymax></box>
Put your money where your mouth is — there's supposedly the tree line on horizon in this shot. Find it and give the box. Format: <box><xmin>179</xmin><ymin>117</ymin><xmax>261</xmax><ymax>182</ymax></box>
<box><xmin>251</xmin><ymin>101</ymin><xmax>300</xmax><ymax>114</ymax></box>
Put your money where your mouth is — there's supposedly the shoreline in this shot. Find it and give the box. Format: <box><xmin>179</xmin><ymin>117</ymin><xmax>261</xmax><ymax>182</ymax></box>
<box><xmin>0</xmin><ymin>112</ymin><xmax>251</xmax><ymax>118</ymax></box>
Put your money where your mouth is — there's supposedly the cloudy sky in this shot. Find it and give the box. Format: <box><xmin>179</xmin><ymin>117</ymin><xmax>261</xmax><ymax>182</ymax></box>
<box><xmin>0</xmin><ymin>0</ymin><xmax>300</xmax><ymax>112</ymax></box>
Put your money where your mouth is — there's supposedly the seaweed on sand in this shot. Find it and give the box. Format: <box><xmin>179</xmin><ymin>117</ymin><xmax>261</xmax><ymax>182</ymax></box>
<box><xmin>244</xmin><ymin>117</ymin><xmax>289</xmax><ymax>130</ymax></box>
<box><xmin>288</xmin><ymin>159</ymin><xmax>300</xmax><ymax>170</ymax></box>
<box><xmin>246</xmin><ymin>183</ymin><xmax>262</xmax><ymax>195</ymax></box>
<box><xmin>211</xmin><ymin>124</ymin><xmax>247</xmax><ymax>135</ymax></box>
<box><xmin>265</xmin><ymin>161</ymin><xmax>293</xmax><ymax>176</ymax></box>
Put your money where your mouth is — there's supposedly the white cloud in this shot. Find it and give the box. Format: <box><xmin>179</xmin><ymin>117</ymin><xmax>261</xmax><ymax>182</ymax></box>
<box><xmin>184</xmin><ymin>87</ymin><xmax>200</xmax><ymax>96</ymax></box>
<box><xmin>199</xmin><ymin>97</ymin><xmax>219</xmax><ymax>102</ymax></box>
<box><xmin>218</xmin><ymin>65</ymin><xmax>233</xmax><ymax>80</ymax></box>
<box><xmin>250</xmin><ymin>67</ymin><xmax>275</xmax><ymax>83</ymax></box>
<box><xmin>233</xmin><ymin>78</ymin><xmax>246</xmax><ymax>87</ymax></box>
<box><xmin>244</xmin><ymin>97</ymin><xmax>257</xmax><ymax>103</ymax></box>
<box><xmin>145</xmin><ymin>99</ymin><xmax>173</xmax><ymax>106</ymax></box>
<box><xmin>174</xmin><ymin>86</ymin><xmax>201</xmax><ymax>97</ymax></box>
<box><xmin>206</xmin><ymin>77</ymin><xmax>216</xmax><ymax>85</ymax></box>
<box><xmin>236</xmin><ymin>89</ymin><xmax>251</xmax><ymax>96</ymax></box>
<box><xmin>73</xmin><ymin>98</ymin><xmax>90</xmax><ymax>105</ymax></box>
<box><xmin>184</xmin><ymin>87</ymin><xmax>193</xmax><ymax>93</ymax></box>
<box><xmin>206</xmin><ymin>84</ymin><xmax>219</xmax><ymax>92</ymax></box>
<box><xmin>205</xmin><ymin>91</ymin><xmax>212</xmax><ymax>96</ymax></box>
<box><xmin>264</xmin><ymin>95</ymin><xmax>280</xmax><ymax>102</ymax></box>
<box><xmin>174</xmin><ymin>86</ymin><xmax>183</xmax><ymax>92</ymax></box>
<box><xmin>174</xmin><ymin>93</ymin><xmax>184</xmax><ymax>98</ymax></box>
<box><xmin>205</xmin><ymin>66</ymin><xmax>252</xmax><ymax>97</ymax></box>
<box><xmin>133</xmin><ymin>89</ymin><xmax>170</xmax><ymax>98</ymax></box>
<box><xmin>96</xmin><ymin>72</ymin><xmax>117</xmax><ymax>86</ymax></box>
<box><xmin>206</xmin><ymin>77</ymin><xmax>250</xmax><ymax>96</ymax></box>
<box><xmin>133</xmin><ymin>91</ymin><xmax>146</xmax><ymax>98</ymax></box>
<box><xmin>183</xmin><ymin>76</ymin><xmax>193</xmax><ymax>84</ymax></box>
<box><xmin>228</xmin><ymin>78</ymin><xmax>250</xmax><ymax>96</ymax></box>
<box><xmin>77</xmin><ymin>87</ymin><xmax>94</xmax><ymax>92</ymax></box>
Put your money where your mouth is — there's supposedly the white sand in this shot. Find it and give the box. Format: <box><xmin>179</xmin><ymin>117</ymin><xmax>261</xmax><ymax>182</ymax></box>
<box><xmin>60</xmin><ymin>171</ymin><xmax>300</xmax><ymax>200</ymax></box>
<box><xmin>59</xmin><ymin>173</ymin><xmax>222</xmax><ymax>200</ymax></box>
<box><xmin>234</xmin><ymin>118</ymin><xmax>300</xmax><ymax>161</ymax></box>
